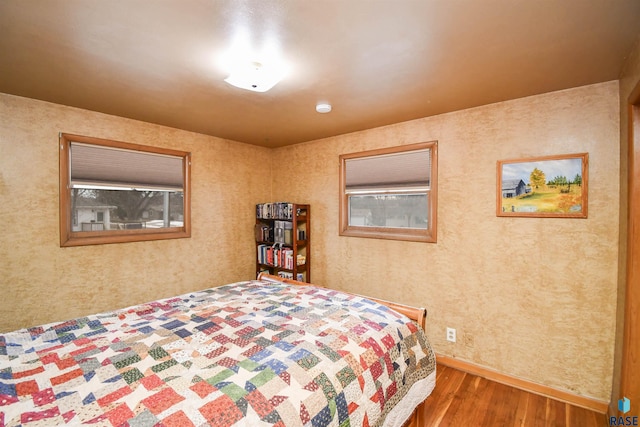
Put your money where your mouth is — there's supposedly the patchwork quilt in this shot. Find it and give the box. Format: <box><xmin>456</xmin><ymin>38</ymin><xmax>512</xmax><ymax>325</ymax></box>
<box><xmin>0</xmin><ymin>280</ymin><xmax>436</xmax><ymax>427</ymax></box>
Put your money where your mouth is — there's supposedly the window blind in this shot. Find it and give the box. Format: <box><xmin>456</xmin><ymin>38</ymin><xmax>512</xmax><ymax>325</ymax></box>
<box><xmin>345</xmin><ymin>148</ymin><xmax>431</xmax><ymax>192</ymax></box>
<box><xmin>70</xmin><ymin>142</ymin><xmax>184</xmax><ymax>190</ymax></box>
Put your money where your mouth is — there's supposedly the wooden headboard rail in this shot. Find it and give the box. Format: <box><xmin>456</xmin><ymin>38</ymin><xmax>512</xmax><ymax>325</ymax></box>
<box><xmin>257</xmin><ymin>273</ymin><xmax>427</xmax><ymax>329</ymax></box>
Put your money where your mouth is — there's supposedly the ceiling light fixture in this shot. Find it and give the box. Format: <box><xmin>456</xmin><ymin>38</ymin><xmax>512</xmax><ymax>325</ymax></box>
<box><xmin>224</xmin><ymin>60</ymin><xmax>287</xmax><ymax>93</ymax></box>
<box><xmin>316</xmin><ymin>103</ymin><xmax>332</xmax><ymax>113</ymax></box>
<box><xmin>219</xmin><ymin>32</ymin><xmax>289</xmax><ymax>93</ymax></box>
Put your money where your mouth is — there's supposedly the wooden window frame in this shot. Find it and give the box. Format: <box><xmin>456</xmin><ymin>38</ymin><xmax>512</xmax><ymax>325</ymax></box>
<box><xmin>59</xmin><ymin>133</ymin><xmax>191</xmax><ymax>247</ymax></box>
<box><xmin>339</xmin><ymin>141</ymin><xmax>438</xmax><ymax>243</ymax></box>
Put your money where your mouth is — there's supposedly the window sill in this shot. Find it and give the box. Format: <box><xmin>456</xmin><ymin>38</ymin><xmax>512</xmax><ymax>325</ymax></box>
<box><xmin>339</xmin><ymin>226</ymin><xmax>436</xmax><ymax>243</ymax></box>
<box><xmin>61</xmin><ymin>228</ymin><xmax>190</xmax><ymax>247</ymax></box>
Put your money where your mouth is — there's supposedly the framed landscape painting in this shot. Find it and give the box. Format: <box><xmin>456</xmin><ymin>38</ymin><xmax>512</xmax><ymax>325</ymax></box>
<box><xmin>497</xmin><ymin>153</ymin><xmax>588</xmax><ymax>218</ymax></box>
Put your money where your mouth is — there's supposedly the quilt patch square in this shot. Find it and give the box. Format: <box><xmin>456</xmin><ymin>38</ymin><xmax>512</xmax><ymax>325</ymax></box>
<box><xmin>191</xmin><ymin>380</ymin><xmax>217</xmax><ymax>398</ymax></box>
<box><xmin>142</xmin><ymin>387</ymin><xmax>185</xmax><ymax>415</ymax></box>
<box><xmin>15</xmin><ymin>379</ymin><xmax>39</xmax><ymax>396</ymax></box>
<box><xmin>104</xmin><ymin>402</ymin><xmax>134</xmax><ymax>426</ymax></box>
<box><xmin>162</xmin><ymin>410</ymin><xmax>196</xmax><ymax>427</ymax></box>
<box><xmin>200</xmin><ymin>394</ymin><xmax>244</xmax><ymax>425</ymax></box>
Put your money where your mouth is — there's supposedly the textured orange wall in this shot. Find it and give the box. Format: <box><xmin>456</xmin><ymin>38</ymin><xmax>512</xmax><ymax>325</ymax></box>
<box><xmin>272</xmin><ymin>81</ymin><xmax>620</xmax><ymax>402</ymax></box>
<box><xmin>0</xmin><ymin>81</ymin><xmax>622</xmax><ymax>402</ymax></box>
<box><xmin>0</xmin><ymin>93</ymin><xmax>271</xmax><ymax>332</ymax></box>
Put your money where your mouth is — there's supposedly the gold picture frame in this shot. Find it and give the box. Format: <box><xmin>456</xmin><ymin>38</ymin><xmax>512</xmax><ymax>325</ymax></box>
<box><xmin>497</xmin><ymin>153</ymin><xmax>588</xmax><ymax>218</ymax></box>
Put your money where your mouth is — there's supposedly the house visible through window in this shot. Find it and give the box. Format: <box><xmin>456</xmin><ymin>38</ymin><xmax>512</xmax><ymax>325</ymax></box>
<box><xmin>339</xmin><ymin>141</ymin><xmax>437</xmax><ymax>243</ymax></box>
<box><xmin>59</xmin><ymin>133</ymin><xmax>191</xmax><ymax>246</ymax></box>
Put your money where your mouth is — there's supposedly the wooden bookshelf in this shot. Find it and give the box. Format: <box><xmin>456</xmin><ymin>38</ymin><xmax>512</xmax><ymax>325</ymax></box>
<box><xmin>255</xmin><ymin>203</ymin><xmax>310</xmax><ymax>282</ymax></box>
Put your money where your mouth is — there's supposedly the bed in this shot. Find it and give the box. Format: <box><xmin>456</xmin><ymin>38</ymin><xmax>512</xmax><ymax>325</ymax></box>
<box><xmin>0</xmin><ymin>274</ymin><xmax>436</xmax><ymax>427</ymax></box>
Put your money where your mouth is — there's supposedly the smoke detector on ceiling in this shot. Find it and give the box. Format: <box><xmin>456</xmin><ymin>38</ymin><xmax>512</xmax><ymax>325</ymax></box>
<box><xmin>316</xmin><ymin>103</ymin><xmax>332</xmax><ymax>113</ymax></box>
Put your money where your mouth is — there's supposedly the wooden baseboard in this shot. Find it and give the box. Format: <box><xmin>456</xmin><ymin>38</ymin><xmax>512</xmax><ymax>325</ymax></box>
<box><xmin>436</xmin><ymin>354</ymin><xmax>609</xmax><ymax>414</ymax></box>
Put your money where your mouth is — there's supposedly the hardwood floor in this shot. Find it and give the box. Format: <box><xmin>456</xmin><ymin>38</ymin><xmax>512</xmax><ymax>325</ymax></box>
<box><xmin>418</xmin><ymin>364</ymin><xmax>607</xmax><ymax>427</ymax></box>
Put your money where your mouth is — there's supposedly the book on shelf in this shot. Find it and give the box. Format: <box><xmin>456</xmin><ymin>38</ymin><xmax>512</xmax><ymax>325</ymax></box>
<box><xmin>284</xmin><ymin>222</ymin><xmax>293</xmax><ymax>245</ymax></box>
<box><xmin>277</xmin><ymin>271</ymin><xmax>305</xmax><ymax>281</ymax></box>
<box><xmin>255</xmin><ymin>223</ymin><xmax>273</xmax><ymax>242</ymax></box>
<box><xmin>257</xmin><ymin>207</ymin><xmax>297</xmax><ymax>245</ymax></box>
<box><xmin>274</xmin><ymin>220</ymin><xmax>285</xmax><ymax>244</ymax></box>
<box><xmin>255</xmin><ymin>202</ymin><xmax>309</xmax><ymax>283</ymax></box>
<box><xmin>256</xmin><ymin>202</ymin><xmax>294</xmax><ymax>220</ymax></box>
<box><xmin>257</xmin><ymin>244</ymin><xmax>295</xmax><ymax>269</ymax></box>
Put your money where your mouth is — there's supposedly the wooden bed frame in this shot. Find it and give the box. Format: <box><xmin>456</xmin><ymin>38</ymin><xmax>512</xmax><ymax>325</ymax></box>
<box><xmin>257</xmin><ymin>273</ymin><xmax>427</xmax><ymax>427</ymax></box>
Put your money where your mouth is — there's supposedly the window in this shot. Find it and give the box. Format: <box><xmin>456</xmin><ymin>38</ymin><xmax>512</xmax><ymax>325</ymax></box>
<box><xmin>339</xmin><ymin>141</ymin><xmax>437</xmax><ymax>243</ymax></box>
<box><xmin>59</xmin><ymin>133</ymin><xmax>191</xmax><ymax>246</ymax></box>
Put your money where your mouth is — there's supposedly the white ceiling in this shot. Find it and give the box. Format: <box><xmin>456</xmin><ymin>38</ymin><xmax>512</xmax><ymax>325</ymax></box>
<box><xmin>1</xmin><ymin>0</ymin><xmax>639</xmax><ymax>148</ymax></box>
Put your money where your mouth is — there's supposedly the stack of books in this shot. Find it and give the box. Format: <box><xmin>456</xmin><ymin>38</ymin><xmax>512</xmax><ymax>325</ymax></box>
<box><xmin>256</xmin><ymin>202</ymin><xmax>294</xmax><ymax>220</ymax></box>
<box><xmin>257</xmin><ymin>244</ymin><xmax>295</xmax><ymax>269</ymax></box>
<box><xmin>277</xmin><ymin>271</ymin><xmax>305</xmax><ymax>281</ymax></box>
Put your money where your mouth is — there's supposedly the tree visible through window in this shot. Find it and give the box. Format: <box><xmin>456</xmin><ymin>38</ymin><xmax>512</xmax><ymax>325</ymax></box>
<box><xmin>59</xmin><ymin>133</ymin><xmax>191</xmax><ymax>246</ymax></box>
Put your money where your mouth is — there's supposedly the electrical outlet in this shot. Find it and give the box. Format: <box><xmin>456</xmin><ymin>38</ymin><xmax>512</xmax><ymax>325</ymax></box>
<box><xmin>446</xmin><ymin>327</ymin><xmax>456</xmax><ymax>343</ymax></box>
